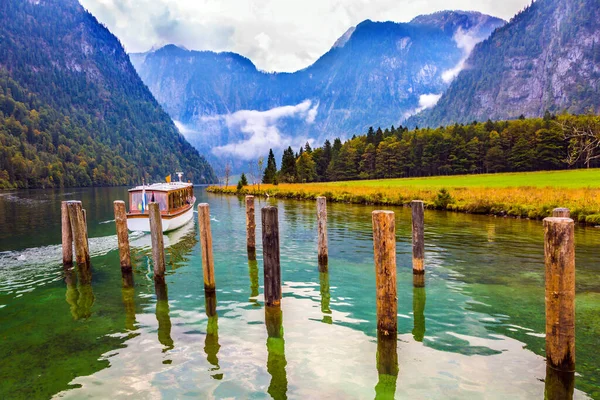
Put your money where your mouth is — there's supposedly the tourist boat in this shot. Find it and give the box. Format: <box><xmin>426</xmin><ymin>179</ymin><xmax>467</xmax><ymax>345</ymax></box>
<box><xmin>126</xmin><ymin>173</ymin><xmax>196</xmax><ymax>232</ymax></box>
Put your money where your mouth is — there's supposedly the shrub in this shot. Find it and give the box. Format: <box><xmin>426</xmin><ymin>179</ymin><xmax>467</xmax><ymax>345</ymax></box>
<box><xmin>434</xmin><ymin>188</ymin><xmax>454</xmax><ymax>209</ymax></box>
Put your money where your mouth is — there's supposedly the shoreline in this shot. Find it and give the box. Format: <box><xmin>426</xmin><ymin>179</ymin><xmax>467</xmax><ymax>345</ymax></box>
<box><xmin>206</xmin><ymin>184</ymin><xmax>600</xmax><ymax>226</ymax></box>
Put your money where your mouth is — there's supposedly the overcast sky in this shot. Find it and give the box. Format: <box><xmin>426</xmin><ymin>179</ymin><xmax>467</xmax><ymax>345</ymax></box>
<box><xmin>80</xmin><ymin>0</ymin><xmax>531</xmax><ymax>72</ymax></box>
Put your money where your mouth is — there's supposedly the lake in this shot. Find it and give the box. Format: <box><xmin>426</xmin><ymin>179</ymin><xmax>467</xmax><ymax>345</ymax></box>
<box><xmin>0</xmin><ymin>186</ymin><xmax>599</xmax><ymax>399</ymax></box>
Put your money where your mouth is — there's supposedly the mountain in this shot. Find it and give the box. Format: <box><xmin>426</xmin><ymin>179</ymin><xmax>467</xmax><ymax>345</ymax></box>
<box><xmin>0</xmin><ymin>0</ymin><xmax>216</xmax><ymax>189</ymax></box>
<box><xmin>408</xmin><ymin>0</ymin><xmax>600</xmax><ymax>128</ymax></box>
<box><xmin>129</xmin><ymin>11</ymin><xmax>505</xmax><ymax>166</ymax></box>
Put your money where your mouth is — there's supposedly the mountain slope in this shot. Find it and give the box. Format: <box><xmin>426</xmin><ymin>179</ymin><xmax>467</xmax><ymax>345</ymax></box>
<box><xmin>409</xmin><ymin>0</ymin><xmax>600</xmax><ymax>127</ymax></box>
<box><xmin>130</xmin><ymin>11</ymin><xmax>505</xmax><ymax>164</ymax></box>
<box><xmin>0</xmin><ymin>0</ymin><xmax>215</xmax><ymax>188</ymax></box>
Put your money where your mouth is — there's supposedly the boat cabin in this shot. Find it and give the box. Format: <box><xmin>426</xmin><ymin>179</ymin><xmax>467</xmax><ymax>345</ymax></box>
<box><xmin>128</xmin><ymin>182</ymin><xmax>194</xmax><ymax>216</ymax></box>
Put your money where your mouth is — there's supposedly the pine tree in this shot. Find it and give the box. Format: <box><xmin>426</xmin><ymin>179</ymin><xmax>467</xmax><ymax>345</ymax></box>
<box><xmin>296</xmin><ymin>152</ymin><xmax>316</xmax><ymax>182</ymax></box>
<box><xmin>262</xmin><ymin>149</ymin><xmax>277</xmax><ymax>184</ymax></box>
<box><xmin>240</xmin><ymin>173</ymin><xmax>248</xmax><ymax>186</ymax></box>
<box><xmin>280</xmin><ymin>146</ymin><xmax>297</xmax><ymax>182</ymax></box>
<box><xmin>304</xmin><ymin>142</ymin><xmax>312</xmax><ymax>154</ymax></box>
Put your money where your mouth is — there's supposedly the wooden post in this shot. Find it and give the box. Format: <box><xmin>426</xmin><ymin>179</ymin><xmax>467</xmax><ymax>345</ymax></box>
<box><xmin>149</xmin><ymin>202</ymin><xmax>166</xmax><ymax>283</ymax></box>
<box><xmin>553</xmin><ymin>208</ymin><xmax>570</xmax><ymax>218</ymax></box>
<box><xmin>204</xmin><ymin>290</ymin><xmax>221</xmax><ymax>378</ymax></box>
<box><xmin>372</xmin><ymin>210</ymin><xmax>397</xmax><ymax>336</ymax></box>
<box><xmin>114</xmin><ymin>201</ymin><xmax>133</xmax><ymax>287</ymax></box>
<box><xmin>262</xmin><ymin>206</ymin><xmax>281</xmax><ymax>307</ymax></box>
<box><xmin>248</xmin><ymin>258</ymin><xmax>259</xmax><ymax>301</ymax></box>
<box><xmin>67</xmin><ymin>201</ymin><xmax>90</xmax><ymax>268</ymax></box>
<box><xmin>316</xmin><ymin>196</ymin><xmax>328</xmax><ymax>271</ymax></box>
<box><xmin>411</xmin><ymin>200</ymin><xmax>425</xmax><ymax>287</ymax></box>
<box><xmin>198</xmin><ymin>203</ymin><xmax>216</xmax><ymax>292</ymax></box>
<box><xmin>545</xmin><ymin>363</ymin><xmax>575</xmax><ymax>400</ymax></box>
<box><xmin>61</xmin><ymin>201</ymin><xmax>73</xmax><ymax>266</ymax></box>
<box><xmin>246</xmin><ymin>195</ymin><xmax>256</xmax><ymax>260</ymax></box>
<box><xmin>543</xmin><ymin>217</ymin><xmax>575</xmax><ymax>372</ymax></box>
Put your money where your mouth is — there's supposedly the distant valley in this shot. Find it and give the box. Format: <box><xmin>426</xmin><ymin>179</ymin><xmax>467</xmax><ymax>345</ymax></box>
<box><xmin>130</xmin><ymin>11</ymin><xmax>505</xmax><ymax>167</ymax></box>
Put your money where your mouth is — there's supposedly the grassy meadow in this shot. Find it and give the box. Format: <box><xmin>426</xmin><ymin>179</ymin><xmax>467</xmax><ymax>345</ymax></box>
<box><xmin>207</xmin><ymin>169</ymin><xmax>600</xmax><ymax>224</ymax></box>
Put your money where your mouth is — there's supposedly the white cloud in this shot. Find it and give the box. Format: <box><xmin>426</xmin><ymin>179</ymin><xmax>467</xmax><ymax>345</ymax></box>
<box><xmin>442</xmin><ymin>25</ymin><xmax>493</xmax><ymax>83</ymax></box>
<box><xmin>209</xmin><ymin>100</ymin><xmax>317</xmax><ymax>160</ymax></box>
<box><xmin>80</xmin><ymin>0</ymin><xmax>531</xmax><ymax>72</ymax></box>
<box><xmin>417</xmin><ymin>93</ymin><xmax>442</xmax><ymax>112</ymax></box>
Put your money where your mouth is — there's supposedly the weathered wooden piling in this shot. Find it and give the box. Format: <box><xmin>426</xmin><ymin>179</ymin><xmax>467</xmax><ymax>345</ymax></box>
<box><xmin>411</xmin><ymin>200</ymin><xmax>425</xmax><ymax>287</ymax></box>
<box><xmin>372</xmin><ymin>210</ymin><xmax>397</xmax><ymax>335</ymax></box>
<box><xmin>61</xmin><ymin>201</ymin><xmax>73</xmax><ymax>266</ymax></box>
<box><xmin>246</xmin><ymin>195</ymin><xmax>256</xmax><ymax>260</ymax></box>
<box><xmin>553</xmin><ymin>208</ymin><xmax>570</xmax><ymax>218</ymax></box>
<box><xmin>316</xmin><ymin>196</ymin><xmax>328</xmax><ymax>271</ymax></box>
<box><xmin>544</xmin><ymin>363</ymin><xmax>575</xmax><ymax>400</ymax></box>
<box><xmin>67</xmin><ymin>201</ymin><xmax>90</xmax><ymax>268</ymax></box>
<box><xmin>113</xmin><ymin>201</ymin><xmax>133</xmax><ymax>287</ymax></box>
<box><xmin>543</xmin><ymin>217</ymin><xmax>575</xmax><ymax>372</ymax></box>
<box><xmin>198</xmin><ymin>203</ymin><xmax>216</xmax><ymax>292</ymax></box>
<box><xmin>262</xmin><ymin>206</ymin><xmax>281</xmax><ymax>307</ymax></box>
<box><xmin>148</xmin><ymin>202</ymin><xmax>166</xmax><ymax>283</ymax></box>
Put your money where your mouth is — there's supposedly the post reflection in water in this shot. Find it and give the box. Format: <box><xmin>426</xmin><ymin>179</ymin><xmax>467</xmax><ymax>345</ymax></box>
<box><xmin>319</xmin><ymin>271</ymin><xmax>332</xmax><ymax>324</ymax></box>
<box><xmin>121</xmin><ymin>283</ymin><xmax>136</xmax><ymax>331</ymax></box>
<box><xmin>64</xmin><ymin>264</ymin><xmax>95</xmax><ymax>320</ymax></box>
<box><xmin>154</xmin><ymin>281</ymin><xmax>174</xmax><ymax>351</ymax></box>
<box><xmin>412</xmin><ymin>286</ymin><xmax>426</xmax><ymax>342</ymax></box>
<box><xmin>375</xmin><ymin>331</ymin><xmax>398</xmax><ymax>400</ymax></box>
<box><xmin>204</xmin><ymin>290</ymin><xmax>222</xmax><ymax>379</ymax></box>
<box><xmin>265</xmin><ymin>305</ymin><xmax>288</xmax><ymax>400</ymax></box>
<box><xmin>544</xmin><ymin>364</ymin><xmax>574</xmax><ymax>400</ymax></box>
<box><xmin>248</xmin><ymin>258</ymin><xmax>260</xmax><ymax>305</ymax></box>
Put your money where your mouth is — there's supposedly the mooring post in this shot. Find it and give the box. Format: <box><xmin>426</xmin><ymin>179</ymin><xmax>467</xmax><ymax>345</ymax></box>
<box><xmin>552</xmin><ymin>208</ymin><xmax>570</xmax><ymax>218</ymax></box>
<box><xmin>375</xmin><ymin>330</ymin><xmax>399</xmax><ymax>398</ymax></box>
<box><xmin>262</xmin><ymin>206</ymin><xmax>281</xmax><ymax>307</ymax></box>
<box><xmin>316</xmin><ymin>196</ymin><xmax>328</xmax><ymax>271</ymax></box>
<box><xmin>114</xmin><ymin>201</ymin><xmax>133</xmax><ymax>287</ymax></box>
<box><xmin>265</xmin><ymin>305</ymin><xmax>288</xmax><ymax>399</ymax></box>
<box><xmin>412</xmin><ymin>287</ymin><xmax>426</xmax><ymax>342</ymax></box>
<box><xmin>411</xmin><ymin>200</ymin><xmax>425</xmax><ymax>287</ymax></box>
<box><xmin>61</xmin><ymin>201</ymin><xmax>73</xmax><ymax>266</ymax></box>
<box><xmin>67</xmin><ymin>201</ymin><xmax>90</xmax><ymax>269</ymax></box>
<box><xmin>545</xmin><ymin>363</ymin><xmax>575</xmax><ymax>400</ymax></box>
<box><xmin>148</xmin><ymin>202</ymin><xmax>166</xmax><ymax>283</ymax></box>
<box><xmin>372</xmin><ymin>210</ymin><xmax>397</xmax><ymax>336</ymax></box>
<box><xmin>246</xmin><ymin>195</ymin><xmax>256</xmax><ymax>260</ymax></box>
<box><xmin>198</xmin><ymin>203</ymin><xmax>216</xmax><ymax>292</ymax></box>
<box><xmin>543</xmin><ymin>217</ymin><xmax>575</xmax><ymax>372</ymax></box>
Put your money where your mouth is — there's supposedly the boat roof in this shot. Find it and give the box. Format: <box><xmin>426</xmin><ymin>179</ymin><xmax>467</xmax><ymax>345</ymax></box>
<box><xmin>128</xmin><ymin>182</ymin><xmax>193</xmax><ymax>192</ymax></box>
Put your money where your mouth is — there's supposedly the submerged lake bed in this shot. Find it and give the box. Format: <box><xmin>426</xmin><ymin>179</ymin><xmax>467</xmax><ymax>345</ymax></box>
<box><xmin>0</xmin><ymin>187</ymin><xmax>599</xmax><ymax>399</ymax></box>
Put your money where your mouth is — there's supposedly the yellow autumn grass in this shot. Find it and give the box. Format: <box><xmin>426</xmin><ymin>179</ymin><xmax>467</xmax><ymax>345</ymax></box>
<box><xmin>207</xmin><ymin>170</ymin><xmax>600</xmax><ymax>224</ymax></box>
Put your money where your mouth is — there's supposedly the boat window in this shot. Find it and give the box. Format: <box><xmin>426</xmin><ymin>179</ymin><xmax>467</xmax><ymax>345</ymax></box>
<box><xmin>154</xmin><ymin>192</ymin><xmax>168</xmax><ymax>211</ymax></box>
<box><xmin>130</xmin><ymin>192</ymin><xmax>142</xmax><ymax>212</ymax></box>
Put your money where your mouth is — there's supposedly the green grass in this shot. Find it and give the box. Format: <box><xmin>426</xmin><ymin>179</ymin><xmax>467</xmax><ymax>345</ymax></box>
<box><xmin>322</xmin><ymin>169</ymin><xmax>600</xmax><ymax>189</ymax></box>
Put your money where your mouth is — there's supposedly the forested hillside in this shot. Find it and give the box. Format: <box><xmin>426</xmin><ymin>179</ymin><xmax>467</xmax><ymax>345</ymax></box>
<box><xmin>260</xmin><ymin>114</ymin><xmax>599</xmax><ymax>183</ymax></box>
<box><xmin>0</xmin><ymin>0</ymin><xmax>215</xmax><ymax>189</ymax></box>
<box><xmin>409</xmin><ymin>0</ymin><xmax>600</xmax><ymax>127</ymax></box>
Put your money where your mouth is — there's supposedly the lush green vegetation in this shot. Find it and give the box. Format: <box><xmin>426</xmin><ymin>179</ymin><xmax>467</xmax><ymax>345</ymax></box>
<box><xmin>209</xmin><ymin>169</ymin><xmax>600</xmax><ymax>224</ymax></box>
<box><xmin>0</xmin><ymin>0</ymin><xmax>215</xmax><ymax>189</ymax></box>
<box><xmin>254</xmin><ymin>114</ymin><xmax>599</xmax><ymax>186</ymax></box>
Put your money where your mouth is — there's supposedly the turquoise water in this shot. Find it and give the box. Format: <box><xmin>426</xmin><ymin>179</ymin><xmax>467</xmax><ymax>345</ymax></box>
<box><xmin>0</xmin><ymin>187</ymin><xmax>598</xmax><ymax>399</ymax></box>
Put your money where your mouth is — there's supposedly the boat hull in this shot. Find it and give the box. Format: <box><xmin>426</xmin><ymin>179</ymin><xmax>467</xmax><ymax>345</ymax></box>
<box><xmin>127</xmin><ymin>205</ymin><xmax>195</xmax><ymax>233</ymax></box>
